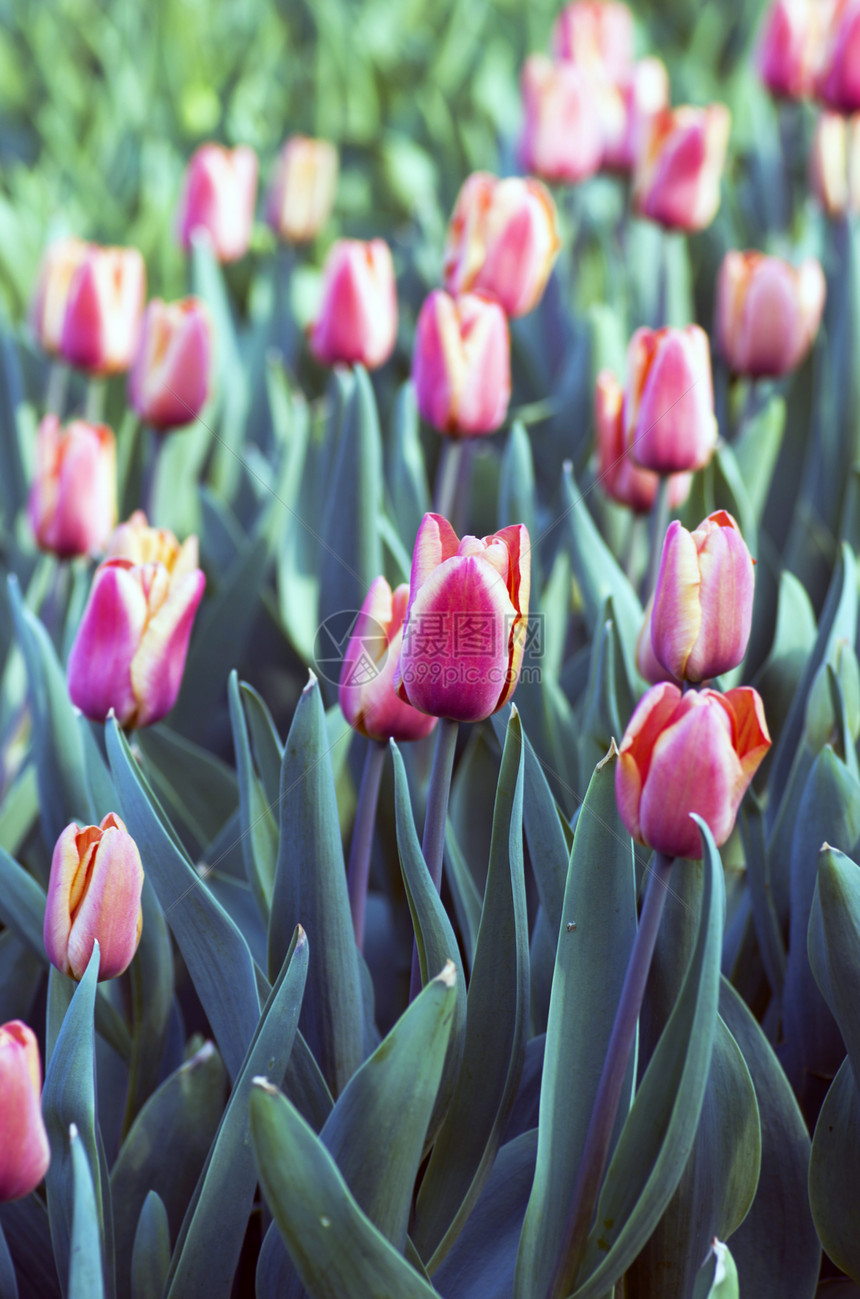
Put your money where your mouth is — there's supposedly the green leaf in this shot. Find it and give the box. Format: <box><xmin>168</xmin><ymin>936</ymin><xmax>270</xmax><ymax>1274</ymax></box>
<box><xmin>753</xmin><ymin>570</ymin><xmax>816</xmax><ymax>761</ymax></box>
<box><xmin>267</xmin><ymin>674</ymin><xmax>365</xmax><ymax>1095</ymax></box>
<box><xmin>515</xmin><ymin>745</ymin><xmax>636</xmax><ymax>1299</ymax></box>
<box><xmin>250</xmin><ymin>1081</ymin><xmax>441</xmax><ymax>1299</ymax></box>
<box><xmin>106</xmin><ymin>716</ymin><xmax>261</xmax><ymax>1082</ymax></box>
<box><xmin>0</xmin><ymin>843</ymin><xmax>49</xmax><ymax>954</ymax></box>
<box><xmin>135</xmin><ymin>725</ymin><xmax>238</xmax><ymax>852</ymax></box>
<box><xmin>580</xmin><ymin>611</ymin><xmax>627</xmax><ymax>776</ymax></box>
<box><xmin>0</xmin><ymin>1197</ymin><xmax>60</xmax><ymax>1299</ymax></box>
<box><xmin>443</xmin><ymin>824</ymin><xmax>481</xmax><ymax>972</ymax></box>
<box><xmin>0</xmin><ymin>762</ymin><xmax>39</xmax><ymax>858</ymax></box>
<box><xmin>692</xmin><ymin>1241</ymin><xmax>740</xmax><ymax>1299</ymax></box>
<box><xmin>521</xmin><ymin>729</ymin><xmax>570</xmax><ymax>941</ymax></box>
<box><xmin>239</xmin><ymin>681</ymin><xmax>283</xmax><ymax>805</ymax></box>
<box><xmin>808</xmin><ymin>845</ymin><xmax>860</xmax><ymax>1080</ymax></box>
<box><xmin>228</xmin><ymin>670</ymin><xmax>278</xmax><ymax>919</ymax></box>
<box><xmin>739</xmin><ymin>795</ymin><xmax>785</xmax><ymax>1000</ymax></box>
<box><xmin>387</xmin><ymin>381</ymin><xmax>430</xmax><ymax>546</ymax></box>
<box><xmin>123</xmin><ymin>877</ymin><xmax>174</xmax><ymax>1125</ymax></box>
<box><xmin>131</xmin><ymin>1193</ymin><xmax>170</xmax><ymax>1299</ymax></box>
<box><xmin>809</xmin><ymin>1056</ymin><xmax>860</xmax><ymax>1283</ymax></box>
<box><xmin>413</xmin><ymin>710</ymin><xmax>528</xmax><ymax>1270</ymax></box>
<box><xmin>733</xmin><ymin>393</ymin><xmax>786</xmax><ymax>522</ymax></box>
<box><xmin>68</xmin><ymin>1123</ymin><xmax>105</xmax><ymax>1299</ymax></box>
<box><xmin>499</xmin><ymin>421</ymin><xmax>538</xmax><ymax>582</ymax></box>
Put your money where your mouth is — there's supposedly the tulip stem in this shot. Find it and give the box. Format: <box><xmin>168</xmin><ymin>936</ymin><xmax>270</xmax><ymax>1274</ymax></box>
<box><xmin>434</xmin><ymin>440</ymin><xmax>463</xmax><ymax>521</ymax></box>
<box><xmin>655</xmin><ymin>230</ymin><xmax>670</xmax><ymax>328</ymax></box>
<box><xmin>409</xmin><ymin>717</ymin><xmax>459</xmax><ymax>998</ymax></box>
<box><xmin>548</xmin><ymin>850</ymin><xmax>675</xmax><ymax>1299</ymax></box>
<box><xmin>644</xmin><ymin>474</ymin><xmax>670</xmax><ymax>602</ymax></box>
<box><xmin>85</xmin><ymin>377</ymin><xmax>105</xmax><ymax>423</ymax></box>
<box><xmin>346</xmin><ymin>738</ymin><xmax>387</xmax><ymax>952</ymax></box>
<box><xmin>45</xmin><ymin>361</ymin><xmax>69</xmax><ymax>416</ymax></box>
<box><xmin>141</xmin><ymin>425</ymin><xmax>162</xmax><ymax>522</ymax></box>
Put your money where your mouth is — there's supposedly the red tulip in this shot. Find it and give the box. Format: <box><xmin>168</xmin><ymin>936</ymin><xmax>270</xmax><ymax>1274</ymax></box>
<box><xmin>716</xmin><ymin>250</ymin><xmax>826</xmax><ymax>377</ymax></box>
<box><xmin>816</xmin><ymin>0</ymin><xmax>860</xmax><ymax>113</ymax></box>
<box><xmin>758</xmin><ymin>0</ymin><xmax>822</xmax><ymax>98</ymax></box>
<box><xmin>309</xmin><ymin>239</ymin><xmax>398</xmax><ymax>370</ymax></box>
<box><xmin>60</xmin><ymin>244</ymin><xmax>146</xmax><ymax>375</ymax></box>
<box><xmin>412</xmin><ymin>290</ymin><xmax>511</xmax><ymax>437</ymax></box>
<box><xmin>633</xmin><ymin>104</ymin><xmax>731</xmax><ymax>232</ymax></box>
<box><xmin>595</xmin><ymin>370</ymin><xmax>692</xmax><ymax>513</ymax></box>
<box><xmin>177</xmin><ymin>144</ymin><xmax>258</xmax><ymax>263</ymax></box>
<box><xmin>0</xmin><ymin>1021</ymin><xmax>50</xmax><ymax>1201</ymax></box>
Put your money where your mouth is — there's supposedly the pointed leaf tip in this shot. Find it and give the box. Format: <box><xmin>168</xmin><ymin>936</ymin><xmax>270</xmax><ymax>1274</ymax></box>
<box><xmin>597</xmin><ymin>737</ymin><xmax>620</xmax><ymax>769</ymax></box>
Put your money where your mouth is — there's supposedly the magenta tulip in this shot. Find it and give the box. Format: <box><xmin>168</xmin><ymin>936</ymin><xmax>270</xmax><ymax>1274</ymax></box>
<box><xmin>30</xmin><ymin>237</ymin><xmax>90</xmax><ymax>357</ymax></box>
<box><xmin>177</xmin><ymin>144</ymin><xmax>259</xmax><ymax>263</ymax></box>
<box><xmin>28</xmin><ymin>416</ymin><xmax>117</xmax><ymax>558</ymax></box>
<box><xmin>129</xmin><ymin>298</ymin><xmax>212</xmax><ymax>430</ymax></box>
<box><xmin>519</xmin><ymin>55</ymin><xmax>604</xmax><ymax>184</ymax></box>
<box><xmin>412</xmin><ymin>290</ymin><xmax>511</xmax><ymax>437</ymax></box>
<box><xmin>551</xmin><ymin>1</ymin><xmax>634</xmax><ymax>75</ymax></box>
<box><xmin>616</xmin><ymin>325</ymin><xmax>717</xmax><ymax>475</ymax></box>
<box><xmin>600</xmin><ymin>58</ymin><xmax>670</xmax><ymax>173</ymax></box>
<box><xmin>0</xmin><ymin>1021</ymin><xmax>50</xmax><ymax>1201</ymax></box>
<box><xmin>266</xmin><ymin>136</ymin><xmax>338</xmax><ymax>243</ymax></box>
<box><xmin>716</xmin><ymin>250</ymin><xmax>826</xmax><ymax>377</ymax></box>
<box><xmin>59</xmin><ymin>244</ymin><xmax>146</xmax><ymax>375</ymax></box>
<box><xmin>595</xmin><ymin>370</ymin><xmax>692</xmax><ymax>514</ymax></box>
<box><xmin>309</xmin><ymin>239</ymin><xmax>398</xmax><ymax>370</ymax></box>
<box><xmin>633</xmin><ymin>104</ymin><xmax>731</xmax><ymax>232</ymax></box>
<box><xmin>816</xmin><ymin>0</ymin><xmax>860</xmax><ymax>113</ymax></box>
<box><xmin>757</xmin><ymin>0</ymin><xmax>821</xmax><ymax>98</ymax></box>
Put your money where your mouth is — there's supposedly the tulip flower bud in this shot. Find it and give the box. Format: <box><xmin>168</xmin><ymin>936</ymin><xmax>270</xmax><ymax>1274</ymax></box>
<box><xmin>595</xmin><ymin>370</ymin><xmax>692</xmax><ymax>514</ymax></box>
<box><xmin>633</xmin><ymin>104</ymin><xmax>731</xmax><ymax>232</ymax></box>
<box><xmin>266</xmin><ymin>136</ymin><xmax>338</xmax><ymax>243</ymax></box>
<box><xmin>811</xmin><ymin>112</ymin><xmax>860</xmax><ymax>217</ymax></box>
<box><xmin>635</xmin><ymin>596</ymin><xmax>677</xmax><ymax>685</ymax></box>
<box><xmin>0</xmin><ymin>1021</ymin><xmax>50</xmax><ymax>1201</ymax></box>
<box><xmin>28</xmin><ymin>416</ymin><xmax>117</xmax><ymax>559</ymax></box>
<box><xmin>816</xmin><ymin>0</ymin><xmax>860</xmax><ymax>113</ymax></box>
<box><xmin>394</xmin><ymin>513</ymin><xmax>531</xmax><ymax>722</ymax></box>
<box><xmin>621</xmin><ymin>325</ymin><xmax>717</xmax><ymax>475</ymax></box>
<box><xmin>60</xmin><ymin>244</ymin><xmax>146</xmax><ymax>375</ymax></box>
<box><xmin>616</xmin><ymin>682</ymin><xmax>771</xmax><ymax>860</ymax></box>
<box><xmin>717</xmin><ymin>251</ymin><xmax>826</xmax><ymax>378</ymax></box>
<box><xmin>309</xmin><ymin>239</ymin><xmax>398</xmax><ymax>371</ymax></box>
<box><xmin>44</xmin><ymin>814</ymin><xmax>144</xmax><ymax>981</ymax></box>
<box><xmin>601</xmin><ymin>58</ymin><xmax>670</xmax><ymax>173</ymax></box>
<box><xmin>30</xmin><ymin>236</ymin><xmax>90</xmax><ymax>356</ymax></box>
<box><xmin>519</xmin><ymin>55</ymin><xmax>604</xmax><ymax>184</ymax></box>
<box><xmin>128</xmin><ymin>298</ymin><xmax>212</xmax><ymax>430</ymax></box>
<box><xmin>443</xmin><ymin>172</ymin><xmax>560</xmax><ymax>318</ymax></box>
<box><xmin>68</xmin><ymin>537</ymin><xmax>205</xmax><ymax>728</ymax></box>
<box><xmin>757</xmin><ymin>0</ymin><xmax>821</xmax><ymax>99</ymax></box>
<box><xmin>339</xmin><ymin>577</ymin><xmax>438</xmax><ymax>743</ymax></box>
<box><xmin>651</xmin><ymin>511</ymin><xmax>755</xmax><ymax>683</ymax></box>
<box><xmin>177</xmin><ymin>144</ymin><xmax>259</xmax><ymax>263</ymax></box>
<box><xmin>412</xmin><ymin>290</ymin><xmax>511</xmax><ymax>437</ymax></box>
<box><xmin>551</xmin><ymin>1</ymin><xmax>634</xmax><ymax>75</ymax></box>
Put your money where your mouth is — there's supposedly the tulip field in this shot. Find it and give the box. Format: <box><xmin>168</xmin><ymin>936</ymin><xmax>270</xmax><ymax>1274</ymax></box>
<box><xmin>4</xmin><ymin>0</ymin><xmax>860</xmax><ymax>1294</ymax></box>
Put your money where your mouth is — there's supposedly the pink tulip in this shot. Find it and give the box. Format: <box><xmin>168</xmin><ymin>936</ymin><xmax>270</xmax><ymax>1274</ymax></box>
<box><xmin>651</xmin><ymin>511</ymin><xmax>755</xmax><ymax>683</ymax></box>
<box><xmin>412</xmin><ymin>290</ymin><xmax>511</xmax><ymax>437</ymax></box>
<box><xmin>0</xmin><ymin>1021</ymin><xmax>50</xmax><ymax>1201</ymax></box>
<box><xmin>68</xmin><ymin>538</ymin><xmax>205</xmax><ymax>728</ymax></box>
<box><xmin>635</xmin><ymin>597</ymin><xmax>677</xmax><ymax>685</ymax></box>
<box><xmin>633</xmin><ymin>104</ymin><xmax>731</xmax><ymax>232</ymax></box>
<box><xmin>339</xmin><ymin>577</ymin><xmax>438</xmax><ymax>743</ymax></box>
<box><xmin>394</xmin><ymin>513</ymin><xmax>531</xmax><ymax>723</ymax></box>
<box><xmin>128</xmin><ymin>298</ymin><xmax>212</xmax><ymax>430</ymax></box>
<box><xmin>309</xmin><ymin>239</ymin><xmax>398</xmax><ymax>370</ymax></box>
<box><xmin>551</xmin><ymin>1</ymin><xmax>634</xmax><ymax>76</ymax></box>
<box><xmin>619</xmin><ymin>325</ymin><xmax>717</xmax><ymax>475</ymax></box>
<box><xmin>595</xmin><ymin>370</ymin><xmax>692</xmax><ymax>514</ymax></box>
<box><xmin>519</xmin><ymin>55</ymin><xmax>604</xmax><ymax>184</ymax></box>
<box><xmin>716</xmin><ymin>250</ymin><xmax>826</xmax><ymax>377</ymax></box>
<box><xmin>30</xmin><ymin>236</ymin><xmax>90</xmax><ymax>356</ymax></box>
<box><xmin>811</xmin><ymin>111</ymin><xmax>860</xmax><ymax>216</ymax></box>
<box><xmin>177</xmin><ymin>144</ymin><xmax>259</xmax><ymax>263</ymax></box>
<box><xmin>600</xmin><ymin>58</ymin><xmax>670</xmax><ymax>173</ymax></box>
<box><xmin>60</xmin><ymin>244</ymin><xmax>146</xmax><ymax>375</ymax></box>
<box><xmin>266</xmin><ymin>136</ymin><xmax>338</xmax><ymax>243</ymax></box>
<box><xmin>28</xmin><ymin>416</ymin><xmax>117</xmax><ymax>558</ymax></box>
<box><xmin>44</xmin><ymin>814</ymin><xmax>144</xmax><ymax>981</ymax></box>
<box><xmin>443</xmin><ymin>172</ymin><xmax>560</xmax><ymax>318</ymax></box>
<box><xmin>757</xmin><ymin>0</ymin><xmax>822</xmax><ymax>98</ymax></box>
<box><xmin>816</xmin><ymin>0</ymin><xmax>860</xmax><ymax>112</ymax></box>
<box><xmin>616</xmin><ymin>683</ymin><xmax>771</xmax><ymax>859</ymax></box>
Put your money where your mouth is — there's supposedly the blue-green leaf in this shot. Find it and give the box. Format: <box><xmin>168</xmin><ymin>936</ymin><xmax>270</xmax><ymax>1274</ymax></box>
<box><xmin>810</xmin><ymin>1055</ymin><xmax>860</xmax><ymax>1283</ymax></box>
<box><xmin>0</xmin><ymin>1222</ymin><xmax>18</xmax><ymax>1299</ymax></box>
<box><xmin>68</xmin><ymin>1123</ymin><xmax>105</xmax><ymax>1299</ymax></box>
<box><xmin>0</xmin><ymin>1197</ymin><xmax>60</xmax><ymax>1299</ymax></box>
<box><xmin>808</xmin><ymin>845</ymin><xmax>860</xmax><ymax>1080</ymax></box>
<box><xmin>228</xmin><ymin>670</ymin><xmax>278</xmax><ymax>919</ymax></box>
<box><xmin>131</xmin><ymin>1193</ymin><xmax>170</xmax><ymax>1299</ymax></box>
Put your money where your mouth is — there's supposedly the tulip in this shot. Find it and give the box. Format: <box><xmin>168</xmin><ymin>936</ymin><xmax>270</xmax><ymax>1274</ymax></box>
<box><xmin>266</xmin><ymin>136</ymin><xmax>338</xmax><ymax>243</ymax></box>
<box><xmin>811</xmin><ymin>112</ymin><xmax>860</xmax><ymax>216</ymax></box>
<box><xmin>650</xmin><ymin>511</ymin><xmax>755</xmax><ymax>683</ymax></box>
<box><xmin>412</xmin><ymin>290</ymin><xmax>511</xmax><ymax>437</ymax></box>
<box><xmin>633</xmin><ymin>104</ymin><xmax>731</xmax><ymax>232</ymax></box>
<box><xmin>816</xmin><ymin>0</ymin><xmax>860</xmax><ymax>113</ymax></box>
<box><xmin>394</xmin><ymin>513</ymin><xmax>530</xmax><ymax>723</ymax></box>
<box><xmin>757</xmin><ymin>0</ymin><xmax>821</xmax><ymax>99</ymax></box>
<box><xmin>44</xmin><ymin>814</ymin><xmax>144</xmax><ymax>981</ymax></box>
<box><xmin>551</xmin><ymin>1</ymin><xmax>634</xmax><ymax>76</ymax></box>
<box><xmin>443</xmin><ymin>173</ymin><xmax>560</xmax><ymax>318</ymax></box>
<box><xmin>60</xmin><ymin>244</ymin><xmax>146</xmax><ymax>375</ymax></box>
<box><xmin>0</xmin><ymin>1021</ymin><xmax>50</xmax><ymax>1201</ymax></box>
<box><xmin>716</xmin><ymin>251</ymin><xmax>826</xmax><ymax>378</ymax></box>
<box><xmin>600</xmin><ymin>58</ymin><xmax>670</xmax><ymax>173</ymax></box>
<box><xmin>616</xmin><ymin>682</ymin><xmax>771</xmax><ymax>859</ymax></box>
<box><xmin>105</xmin><ymin>508</ymin><xmax>197</xmax><ymax>572</ymax></box>
<box><xmin>28</xmin><ymin>416</ymin><xmax>117</xmax><ymax>558</ymax></box>
<box><xmin>30</xmin><ymin>236</ymin><xmax>90</xmax><ymax>356</ymax></box>
<box><xmin>339</xmin><ymin>577</ymin><xmax>438</xmax><ymax>743</ymax></box>
<box><xmin>177</xmin><ymin>144</ymin><xmax>259</xmax><ymax>263</ymax></box>
<box><xmin>309</xmin><ymin>239</ymin><xmax>398</xmax><ymax>370</ymax></box>
<box><xmin>68</xmin><ymin>538</ymin><xmax>205</xmax><ymax>728</ymax></box>
<box><xmin>128</xmin><ymin>298</ymin><xmax>212</xmax><ymax>430</ymax></box>
<box><xmin>635</xmin><ymin>596</ymin><xmax>677</xmax><ymax>685</ymax></box>
<box><xmin>595</xmin><ymin>370</ymin><xmax>692</xmax><ymax>514</ymax></box>
<box><xmin>519</xmin><ymin>55</ymin><xmax>604</xmax><ymax>184</ymax></box>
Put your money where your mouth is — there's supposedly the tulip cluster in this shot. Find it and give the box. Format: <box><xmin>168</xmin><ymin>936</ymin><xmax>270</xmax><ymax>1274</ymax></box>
<box><xmin>716</xmin><ymin>251</ymin><xmax>826</xmax><ymax>378</ymax></box>
<box><xmin>28</xmin><ymin>415</ymin><xmax>117</xmax><ymax>558</ymax></box>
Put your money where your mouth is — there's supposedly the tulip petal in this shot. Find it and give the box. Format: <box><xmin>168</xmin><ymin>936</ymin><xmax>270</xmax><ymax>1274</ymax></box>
<box><xmin>66</xmin><ymin>825</ymin><xmax>144</xmax><ymax>980</ymax></box>
<box><xmin>632</xmin><ymin>329</ymin><xmax>716</xmax><ymax>473</ymax></box>
<box><xmin>651</xmin><ymin>521</ymin><xmax>703</xmax><ymax>679</ymax></box>
<box><xmin>68</xmin><ymin>561</ymin><xmax>149</xmax><ymax>725</ymax></box>
<box><xmin>406</xmin><ymin>514</ymin><xmax>461</xmax><ymax>622</ymax></box>
<box><xmin>130</xmin><ymin>569</ymin><xmax>206</xmax><ymax>727</ymax></box>
<box><xmin>43</xmin><ymin>822</ymin><xmax>84</xmax><ymax>977</ymax></box>
<box><xmin>714</xmin><ymin>687</ymin><xmax>772</xmax><ymax>786</ymax></box>
<box><xmin>686</xmin><ymin>520</ymin><xmax>754</xmax><ymax>681</ymax></box>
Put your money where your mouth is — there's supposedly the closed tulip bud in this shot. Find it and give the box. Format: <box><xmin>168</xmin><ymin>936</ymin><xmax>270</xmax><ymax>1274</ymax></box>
<box><xmin>519</xmin><ymin>55</ymin><xmax>604</xmax><ymax>184</ymax></box>
<box><xmin>622</xmin><ymin>325</ymin><xmax>717</xmax><ymax>475</ymax></box>
<box><xmin>129</xmin><ymin>298</ymin><xmax>212</xmax><ymax>430</ymax></box>
<box><xmin>651</xmin><ymin>511</ymin><xmax>755</xmax><ymax>683</ymax></box>
<box><xmin>60</xmin><ymin>244</ymin><xmax>146</xmax><ymax>375</ymax></box>
<box><xmin>757</xmin><ymin>0</ymin><xmax>821</xmax><ymax>98</ymax></box>
<box><xmin>716</xmin><ymin>251</ymin><xmax>826</xmax><ymax>378</ymax></box>
<box><xmin>44</xmin><ymin>814</ymin><xmax>144</xmax><ymax>981</ymax></box>
<box><xmin>552</xmin><ymin>1</ymin><xmax>634</xmax><ymax>76</ymax></box>
<box><xmin>810</xmin><ymin>112</ymin><xmax>860</xmax><ymax>216</ymax></box>
<box><xmin>0</xmin><ymin>1021</ymin><xmax>50</xmax><ymax>1201</ymax></box>
<box><xmin>28</xmin><ymin>416</ymin><xmax>117</xmax><ymax>558</ymax></box>
<box><xmin>816</xmin><ymin>0</ymin><xmax>860</xmax><ymax>113</ymax></box>
<box><xmin>177</xmin><ymin>144</ymin><xmax>259</xmax><ymax>263</ymax></box>
<box><xmin>266</xmin><ymin>136</ymin><xmax>338</xmax><ymax>243</ymax></box>
<box><xmin>601</xmin><ymin>58</ymin><xmax>670</xmax><ymax>173</ymax></box>
<box><xmin>616</xmin><ymin>682</ymin><xmax>771</xmax><ymax>859</ymax></box>
<box><xmin>412</xmin><ymin>290</ymin><xmax>511</xmax><ymax>437</ymax></box>
<box><xmin>68</xmin><ymin>539</ymin><xmax>205</xmax><ymax>728</ymax></box>
<box><xmin>394</xmin><ymin>513</ymin><xmax>530</xmax><ymax>722</ymax></box>
<box><xmin>633</xmin><ymin>104</ymin><xmax>731</xmax><ymax>232</ymax></box>
<box><xmin>30</xmin><ymin>236</ymin><xmax>89</xmax><ymax>356</ymax></box>
<box><xmin>443</xmin><ymin>172</ymin><xmax>560</xmax><ymax>318</ymax></box>
<box><xmin>595</xmin><ymin>370</ymin><xmax>692</xmax><ymax>514</ymax></box>
<box><xmin>309</xmin><ymin>239</ymin><xmax>398</xmax><ymax>370</ymax></box>
<box><xmin>339</xmin><ymin>577</ymin><xmax>438</xmax><ymax>743</ymax></box>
